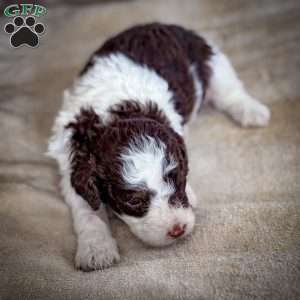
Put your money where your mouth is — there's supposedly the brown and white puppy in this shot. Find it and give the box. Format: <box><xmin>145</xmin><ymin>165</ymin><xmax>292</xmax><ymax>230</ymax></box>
<box><xmin>48</xmin><ymin>23</ymin><xmax>270</xmax><ymax>271</ymax></box>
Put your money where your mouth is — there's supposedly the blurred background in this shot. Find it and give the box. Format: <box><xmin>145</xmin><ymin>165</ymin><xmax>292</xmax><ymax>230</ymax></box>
<box><xmin>0</xmin><ymin>1</ymin><xmax>299</xmax><ymax>299</ymax></box>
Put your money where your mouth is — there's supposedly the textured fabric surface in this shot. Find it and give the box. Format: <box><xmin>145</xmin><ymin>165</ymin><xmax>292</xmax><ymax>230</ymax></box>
<box><xmin>0</xmin><ymin>1</ymin><xmax>299</xmax><ymax>299</ymax></box>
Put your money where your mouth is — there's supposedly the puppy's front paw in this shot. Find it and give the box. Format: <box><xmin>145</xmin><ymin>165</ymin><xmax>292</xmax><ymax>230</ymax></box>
<box><xmin>76</xmin><ymin>231</ymin><xmax>120</xmax><ymax>271</ymax></box>
<box><xmin>234</xmin><ymin>98</ymin><xmax>271</xmax><ymax>127</ymax></box>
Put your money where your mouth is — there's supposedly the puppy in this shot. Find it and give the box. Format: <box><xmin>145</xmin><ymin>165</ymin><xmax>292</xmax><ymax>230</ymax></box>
<box><xmin>48</xmin><ymin>23</ymin><xmax>270</xmax><ymax>271</ymax></box>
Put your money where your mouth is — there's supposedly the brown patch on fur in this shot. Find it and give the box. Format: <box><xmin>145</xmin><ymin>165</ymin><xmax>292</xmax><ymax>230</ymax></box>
<box><xmin>67</xmin><ymin>104</ymin><xmax>189</xmax><ymax>216</ymax></box>
<box><xmin>80</xmin><ymin>23</ymin><xmax>212</xmax><ymax>123</ymax></box>
<box><xmin>66</xmin><ymin>109</ymin><xmax>104</xmax><ymax>210</ymax></box>
<box><xmin>109</xmin><ymin>100</ymin><xmax>170</xmax><ymax>126</ymax></box>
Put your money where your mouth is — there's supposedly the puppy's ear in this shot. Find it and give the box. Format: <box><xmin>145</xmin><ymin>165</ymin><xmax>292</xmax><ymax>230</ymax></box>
<box><xmin>67</xmin><ymin>108</ymin><xmax>105</xmax><ymax>210</ymax></box>
<box><xmin>70</xmin><ymin>153</ymin><xmax>101</xmax><ymax>210</ymax></box>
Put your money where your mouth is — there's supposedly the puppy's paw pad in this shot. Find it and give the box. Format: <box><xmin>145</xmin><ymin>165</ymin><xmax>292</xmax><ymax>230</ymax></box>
<box><xmin>76</xmin><ymin>234</ymin><xmax>120</xmax><ymax>271</ymax></box>
<box><xmin>237</xmin><ymin>99</ymin><xmax>271</xmax><ymax>127</ymax></box>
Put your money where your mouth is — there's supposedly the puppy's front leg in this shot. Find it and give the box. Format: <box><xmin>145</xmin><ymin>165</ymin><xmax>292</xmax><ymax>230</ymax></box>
<box><xmin>61</xmin><ymin>174</ymin><xmax>120</xmax><ymax>271</ymax></box>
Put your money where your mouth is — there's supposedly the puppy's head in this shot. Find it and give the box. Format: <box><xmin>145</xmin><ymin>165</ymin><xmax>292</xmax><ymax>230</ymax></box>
<box><xmin>69</xmin><ymin>107</ymin><xmax>196</xmax><ymax>246</ymax></box>
<box><xmin>112</xmin><ymin>133</ymin><xmax>195</xmax><ymax>246</ymax></box>
<box><xmin>103</xmin><ymin>117</ymin><xmax>195</xmax><ymax>246</ymax></box>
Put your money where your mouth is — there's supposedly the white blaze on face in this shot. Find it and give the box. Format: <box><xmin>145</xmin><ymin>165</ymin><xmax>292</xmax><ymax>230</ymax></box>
<box><xmin>121</xmin><ymin>135</ymin><xmax>176</xmax><ymax>197</ymax></box>
<box><xmin>120</xmin><ymin>135</ymin><xmax>195</xmax><ymax>246</ymax></box>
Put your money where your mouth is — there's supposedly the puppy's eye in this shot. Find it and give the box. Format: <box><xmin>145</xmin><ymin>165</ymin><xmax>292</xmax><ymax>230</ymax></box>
<box><xmin>126</xmin><ymin>191</ymin><xmax>148</xmax><ymax>207</ymax></box>
<box><xmin>128</xmin><ymin>196</ymin><xmax>143</xmax><ymax>207</ymax></box>
<box><xmin>169</xmin><ymin>169</ymin><xmax>177</xmax><ymax>177</ymax></box>
<box><xmin>165</xmin><ymin>169</ymin><xmax>177</xmax><ymax>181</ymax></box>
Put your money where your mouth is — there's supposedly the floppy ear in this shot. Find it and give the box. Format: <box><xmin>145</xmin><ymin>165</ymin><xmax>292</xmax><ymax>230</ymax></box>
<box><xmin>70</xmin><ymin>152</ymin><xmax>101</xmax><ymax>210</ymax></box>
<box><xmin>67</xmin><ymin>108</ymin><xmax>105</xmax><ymax>210</ymax></box>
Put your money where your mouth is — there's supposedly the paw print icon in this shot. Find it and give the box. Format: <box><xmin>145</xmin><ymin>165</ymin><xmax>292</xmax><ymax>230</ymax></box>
<box><xmin>4</xmin><ymin>16</ymin><xmax>45</xmax><ymax>48</ymax></box>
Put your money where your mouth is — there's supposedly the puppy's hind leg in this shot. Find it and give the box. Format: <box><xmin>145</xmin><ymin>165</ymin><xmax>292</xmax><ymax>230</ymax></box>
<box><xmin>206</xmin><ymin>49</ymin><xmax>270</xmax><ymax>127</ymax></box>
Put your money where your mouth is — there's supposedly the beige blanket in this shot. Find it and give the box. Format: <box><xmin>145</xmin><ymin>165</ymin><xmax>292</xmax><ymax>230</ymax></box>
<box><xmin>0</xmin><ymin>1</ymin><xmax>299</xmax><ymax>299</ymax></box>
